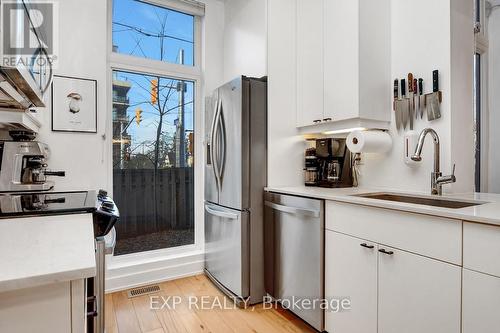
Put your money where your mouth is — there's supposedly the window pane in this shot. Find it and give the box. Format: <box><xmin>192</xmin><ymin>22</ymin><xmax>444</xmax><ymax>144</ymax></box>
<box><xmin>112</xmin><ymin>70</ymin><xmax>195</xmax><ymax>255</ymax></box>
<box><xmin>112</xmin><ymin>0</ymin><xmax>194</xmax><ymax>66</ymax></box>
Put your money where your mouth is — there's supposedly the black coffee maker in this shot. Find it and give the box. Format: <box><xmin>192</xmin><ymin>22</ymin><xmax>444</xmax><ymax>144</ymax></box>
<box><xmin>304</xmin><ymin>138</ymin><xmax>353</xmax><ymax>188</ymax></box>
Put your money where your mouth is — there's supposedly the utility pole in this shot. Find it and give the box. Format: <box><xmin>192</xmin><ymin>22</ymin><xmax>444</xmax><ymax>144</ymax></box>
<box><xmin>175</xmin><ymin>49</ymin><xmax>186</xmax><ymax>167</ymax></box>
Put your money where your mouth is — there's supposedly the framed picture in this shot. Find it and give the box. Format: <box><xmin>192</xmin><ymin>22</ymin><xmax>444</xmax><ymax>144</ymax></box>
<box><xmin>51</xmin><ymin>75</ymin><xmax>97</xmax><ymax>133</ymax></box>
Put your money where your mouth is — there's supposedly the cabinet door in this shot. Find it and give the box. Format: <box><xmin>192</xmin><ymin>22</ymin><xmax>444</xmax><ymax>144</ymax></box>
<box><xmin>378</xmin><ymin>246</ymin><xmax>461</xmax><ymax>333</ymax></box>
<box><xmin>463</xmin><ymin>269</ymin><xmax>500</xmax><ymax>333</ymax></box>
<box><xmin>325</xmin><ymin>231</ymin><xmax>377</xmax><ymax>333</ymax></box>
<box><xmin>323</xmin><ymin>0</ymin><xmax>359</xmax><ymax>121</ymax></box>
<box><xmin>296</xmin><ymin>0</ymin><xmax>324</xmax><ymax>127</ymax></box>
<box><xmin>0</xmin><ymin>281</ymin><xmax>72</xmax><ymax>333</ymax></box>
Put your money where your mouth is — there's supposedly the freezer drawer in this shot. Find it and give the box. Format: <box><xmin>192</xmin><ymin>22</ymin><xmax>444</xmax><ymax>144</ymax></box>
<box><xmin>264</xmin><ymin>192</ymin><xmax>324</xmax><ymax>331</ymax></box>
<box><xmin>204</xmin><ymin>202</ymin><xmax>249</xmax><ymax>298</ymax></box>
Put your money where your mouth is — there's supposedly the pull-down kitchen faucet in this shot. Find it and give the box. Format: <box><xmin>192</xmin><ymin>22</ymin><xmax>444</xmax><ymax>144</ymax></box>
<box><xmin>411</xmin><ymin>128</ymin><xmax>456</xmax><ymax>195</ymax></box>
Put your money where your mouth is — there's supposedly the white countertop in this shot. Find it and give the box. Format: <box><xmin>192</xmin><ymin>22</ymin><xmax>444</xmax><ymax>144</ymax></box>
<box><xmin>0</xmin><ymin>213</ymin><xmax>96</xmax><ymax>293</ymax></box>
<box><xmin>265</xmin><ymin>186</ymin><xmax>500</xmax><ymax>226</ymax></box>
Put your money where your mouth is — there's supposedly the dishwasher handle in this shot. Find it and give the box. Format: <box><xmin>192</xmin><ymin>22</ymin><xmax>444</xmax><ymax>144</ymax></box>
<box><xmin>264</xmin><ymin>201</ymin><xmax>320</xmax><ymax>218</ymax></box>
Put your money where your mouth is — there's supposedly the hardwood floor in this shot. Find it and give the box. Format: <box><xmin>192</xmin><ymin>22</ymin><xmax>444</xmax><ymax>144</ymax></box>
<box><xmin>105</xmin><ymin>274</ymin><xmax>316</xmax><ymax>333</ymax></box>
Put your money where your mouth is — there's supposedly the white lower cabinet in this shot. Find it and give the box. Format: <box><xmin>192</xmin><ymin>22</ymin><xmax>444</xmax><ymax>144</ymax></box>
<box><xmin>0</xmin><ymin>280</ymin><xmax>86</xmax><ymax>333</ymax></box>
<box><xmin>325</xmin><ymin>230</ymin><xmax>461</xmax><ymax>333</ymax></box>
<box><xmin>462</xmin><ymin>269</ymin><xmax>500</xmax><ymax>333</ymax></box>
<box><xmin>378</xmin><ymin>246</ymin><xmax>461</xmax><ymax>333</ymax></box>
<box><xmin>325</xmin><ymin>231</ymin><xmax>377</xmax><ymax>333</ymax></box>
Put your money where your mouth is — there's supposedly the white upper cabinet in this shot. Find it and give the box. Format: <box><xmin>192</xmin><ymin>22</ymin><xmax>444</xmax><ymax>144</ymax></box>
<box><xmin>296</xmin><ymin>0</ymin><xmax>391</xmax><ymax>130</ymax></box>
<box><xmin>296</xmin><ymin>0</ymin><xmax>324</xmax><ymax>127</ymax></box>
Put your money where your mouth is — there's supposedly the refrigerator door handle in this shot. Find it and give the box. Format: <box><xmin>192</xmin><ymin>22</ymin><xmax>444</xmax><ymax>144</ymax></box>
<box><xmin>211</xmin><ymin>98</ymin><xmax>222</xmax><ymax>192</ymax></box>
<box><xmin>264</xmin><ymin>201</ymin><xmax>321</xmax><ymax>218</ymax></box>
<box><xmin>218</xmin><ymin>105</ymin><xmax>227</xmax><ymax>186</ymax></box>
<box><xmin>205</xmin><ymin>204</ymin><xmax>239</xmax><ymax>220</ymax></box>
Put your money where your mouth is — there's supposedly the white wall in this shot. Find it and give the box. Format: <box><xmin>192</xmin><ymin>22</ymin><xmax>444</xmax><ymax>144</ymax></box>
<box><xmin>222</xmin><ymin>0</ymin><xmax>267</xmax><ymax>83</ymax></box>
<box><xmin>360</xmin><ymin>0</ymin><xmax>474</xmax><ymax>194</ymax></box>
<box><xmin>34</xmin><ymin>0</ymin><xmax>109</xmax><ymax>192</ymax></box>
<box><xmin>203</xmin><ymin>0</ymin><xmax>226</xmax><ymax>93</ymax></box>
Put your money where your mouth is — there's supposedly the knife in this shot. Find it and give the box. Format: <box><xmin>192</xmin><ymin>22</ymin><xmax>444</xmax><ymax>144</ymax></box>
<box><xmin>427</xmin><ymin>70</ymin><xmax>441</xmax><ymax>120</ymax></box>
<box><xmin>418</xmin><ymin>78</ymin><xmax>424</xmax><ymax>119</ymax></box>
<box><xmin>401</xmin><ymin>78</ymin><xmax>408</xmax><ymax>129</ymax></box>
<box><xmin>407</xmin><ymin>73</ymin><xmax>414</xmax><ymax>130</ymax></box>
<box><xmin>413</xmin><ymin>78</ymin><xmax>418</xmax><ymax>120</ymax></box>
<box><xmin>393</xmin><ymin>79</ymin><xmax>401</xmax><ymax>131</ymax></box>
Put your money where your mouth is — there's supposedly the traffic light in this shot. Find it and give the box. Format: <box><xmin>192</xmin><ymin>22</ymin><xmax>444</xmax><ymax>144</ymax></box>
<box><xmin>188</xmin><ymin>132</ymin><xmax>194</xmax><ymax>155</ymax></box>
<box><xmin>135</xmin><ymin>108</ymin><xmax>143</xmax><ymax>125</ymax></box>
<box><xmin>151</xmin><ymin>79</ymin><xmax>158</xmax><ymax>104</ymax></box>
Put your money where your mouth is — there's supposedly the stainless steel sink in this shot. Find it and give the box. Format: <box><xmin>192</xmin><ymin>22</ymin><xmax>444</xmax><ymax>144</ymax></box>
<box><xmin>354</xmin><ymin>192</ymin><xmax>485</xmax><ymax>209</ymax></box>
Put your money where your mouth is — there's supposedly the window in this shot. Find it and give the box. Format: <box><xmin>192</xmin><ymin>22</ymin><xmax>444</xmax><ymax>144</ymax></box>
<box><xmin>110</xmin><ymin>0</ymin><xmax>202</xmax><ymax>256</ymax></box>
<box><xmin>112</xmin><ymin>0</ymin><xmax>195</xmax><ymax>65</ymax></box>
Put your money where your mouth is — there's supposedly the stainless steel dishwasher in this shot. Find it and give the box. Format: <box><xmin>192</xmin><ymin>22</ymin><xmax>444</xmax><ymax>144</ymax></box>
<box><xmin>264</xmin><ymin>192</ymin><xmax>324</xmax><ymax>331</ymax></box>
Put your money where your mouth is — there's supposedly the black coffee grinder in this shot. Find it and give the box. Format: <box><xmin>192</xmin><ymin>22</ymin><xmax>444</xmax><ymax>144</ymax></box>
<box><xmin>305</xmin><ymin>138</ymin><xmax>353</xmax><ymax>188</ymax></box>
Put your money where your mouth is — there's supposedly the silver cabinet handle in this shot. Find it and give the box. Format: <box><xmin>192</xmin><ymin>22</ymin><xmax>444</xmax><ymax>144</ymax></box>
<box><xmin>205</xmin><ymin>204</ymin><xmax>239</xmax><ymax>220</ymax></box>
<box><xmin>264</xmin><ymin>201</ymin><xmax>320</xmax><ymax>218</ymax></box>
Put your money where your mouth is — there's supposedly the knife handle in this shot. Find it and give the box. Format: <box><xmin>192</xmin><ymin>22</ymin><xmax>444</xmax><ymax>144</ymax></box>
<box><xmin>433</xmin><ymin>70</ymin><xmax>439</xmax><ymax>92</ymax></box>
<box><xmin>413</xmin><ymin>79</ymin><xmax>418</xmax><ymax>95</ymax></box>
<box><xmin>418</xmin><ymin>78</ymin><xmax>424</xmax><ymax>95</ymax></box>
<box><xmin>394</xmin><ymin>79</ymin><xmax>399</xmax><ymax>100</ymax></box>
<box><xmin>408</xmin><ymin>73</ymin><xmax>414</xmax><ymax>92</ymax></box>
<box><xmin>401</xmin><ymin>79</ymin><xmax>406</xmax><ymax>97</ymax></box>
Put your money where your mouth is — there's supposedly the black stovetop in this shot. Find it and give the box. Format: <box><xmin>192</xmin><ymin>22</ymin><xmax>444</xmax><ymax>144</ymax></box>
<box><xmin>0</xmin><ymin>190</ymin><xmax>98</xmax><ymax>218</ymax></box>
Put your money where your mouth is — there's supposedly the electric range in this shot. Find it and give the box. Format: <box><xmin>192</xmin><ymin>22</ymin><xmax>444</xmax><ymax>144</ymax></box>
<box><xmin>0</xmin><ymin>189</ymin><xmax>119</xmax><ymax>237</ymax></box>
<box><xmin>0</xmin><ymin>189</ymin><xmax>119</xmax><ymax>333</ymax></box>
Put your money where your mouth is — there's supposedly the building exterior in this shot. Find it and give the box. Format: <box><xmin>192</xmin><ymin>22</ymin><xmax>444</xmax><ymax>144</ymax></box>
<box><xmin>112</xmin><ymin>72</ymin><xmax>132</xmax><ymax>169</ymax></box>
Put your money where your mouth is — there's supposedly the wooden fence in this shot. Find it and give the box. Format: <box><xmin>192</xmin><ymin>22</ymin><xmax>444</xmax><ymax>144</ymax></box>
<box><xmin>112</xmin><ymin>168</ymin><xmax>194</xmax><ymax>239</ymax></box>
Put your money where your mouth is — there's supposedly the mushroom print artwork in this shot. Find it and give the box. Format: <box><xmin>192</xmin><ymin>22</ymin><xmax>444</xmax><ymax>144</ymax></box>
<box><xmin>67</xmin><ymin>92</ymin><xmax>82</xmax><ymax>114</ymax></box>
<box><xmin>51</xmin><ymin>75</ymin><xmax>97</xmax><ymax>133</ymax></box>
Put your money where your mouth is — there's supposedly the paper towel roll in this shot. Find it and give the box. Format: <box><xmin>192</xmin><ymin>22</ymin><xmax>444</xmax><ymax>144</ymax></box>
<box><xmin>346</xmin><ymin>130</ymin><xmax>392</xmax><ymax>154</ymax></box>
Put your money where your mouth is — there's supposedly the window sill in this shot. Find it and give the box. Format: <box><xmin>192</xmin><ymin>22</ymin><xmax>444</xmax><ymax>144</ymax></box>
<box><xmin>105</xmin><ymin>246</ymin><xmax>204</xmax><ymax>292</ymax></box>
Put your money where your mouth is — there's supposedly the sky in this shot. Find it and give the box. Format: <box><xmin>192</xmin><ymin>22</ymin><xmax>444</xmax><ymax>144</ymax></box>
<box><xmin>112</xmin><ymin>0</ymin><xmax>195</xmax><ymax>153</ymax></box>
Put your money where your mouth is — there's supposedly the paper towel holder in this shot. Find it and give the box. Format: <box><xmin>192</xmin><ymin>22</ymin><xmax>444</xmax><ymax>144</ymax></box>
<box><xmin>346</xmin><ymin>129</ymin><xmax>392</xmax><ymax>154</ymax></box>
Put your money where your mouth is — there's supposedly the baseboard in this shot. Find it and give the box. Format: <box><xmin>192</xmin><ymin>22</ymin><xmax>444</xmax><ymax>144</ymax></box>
<box><xmin>105</xmin><ymin>250</ymin><xmax>205</xmax><ymax>293</ymax></box>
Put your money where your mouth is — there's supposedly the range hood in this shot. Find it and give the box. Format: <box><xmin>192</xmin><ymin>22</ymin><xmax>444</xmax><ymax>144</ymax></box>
<box><xmin>0</xmin><ymin>68</ymin><xmax>45</xmax><ymax>109</ymax></box>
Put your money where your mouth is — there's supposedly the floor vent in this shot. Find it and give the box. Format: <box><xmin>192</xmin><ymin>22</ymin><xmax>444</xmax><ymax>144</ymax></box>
<box><xmin>127</xmin><ymin>285</ymin><xmax>161</xmax><ymax>298</ymax></box>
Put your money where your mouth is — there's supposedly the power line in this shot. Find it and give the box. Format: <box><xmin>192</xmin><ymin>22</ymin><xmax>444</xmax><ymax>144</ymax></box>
<box><xmin>113</xmin><ymin>22</ymin><xmax>194</xmax><ymax>44</ymax></box>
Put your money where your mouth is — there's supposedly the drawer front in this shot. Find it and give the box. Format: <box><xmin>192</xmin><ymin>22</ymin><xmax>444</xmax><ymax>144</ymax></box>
<box><xmin>463</xmin><ymin>222</ymin><xmax>500</xmax><ymax>277</ymax></box>
<box><xmin>326</xmin><ymin>201</ymin><xmax>462</xmax><ymax>264</ymax></box>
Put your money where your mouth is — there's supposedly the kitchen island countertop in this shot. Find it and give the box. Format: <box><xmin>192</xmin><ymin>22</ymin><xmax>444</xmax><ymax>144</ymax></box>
<box><xmin>0</xmin><ymin>213</ymin><xmax>96</xmax><ymax>293</ymax></box>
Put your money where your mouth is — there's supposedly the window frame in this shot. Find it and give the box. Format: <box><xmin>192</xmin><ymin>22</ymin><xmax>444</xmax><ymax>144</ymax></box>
<box><xmin>474</xmin><ymin>0</ymin><xmax>490</xmax><ymax>193</ymax></box>
<box><xmin>106</xmin><ymin>0</ymin><xmax>204</xmax><ymax>261</ymax></box>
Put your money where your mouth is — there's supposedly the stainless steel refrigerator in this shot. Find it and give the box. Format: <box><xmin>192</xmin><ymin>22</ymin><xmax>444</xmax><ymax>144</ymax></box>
<box><xmin>204</xmin><ymin>76</ymin><xmax>267</xmax><ymax>305</ymax></box>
